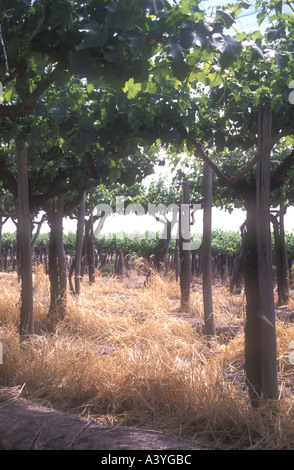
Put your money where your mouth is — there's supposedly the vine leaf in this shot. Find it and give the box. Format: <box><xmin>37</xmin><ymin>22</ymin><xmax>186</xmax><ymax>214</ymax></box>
<box><xmin>123</xmin><ymin>78</ymin><xmax>142</xmax><ymax>99</ymax></box>
<box><xmin>212</xmin><ymin>34</ymin><xmax>242</xmax><ymax>69</ymax></box>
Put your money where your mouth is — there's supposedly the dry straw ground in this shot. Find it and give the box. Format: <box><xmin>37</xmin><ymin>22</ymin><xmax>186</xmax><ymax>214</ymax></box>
<box><xmin>0</xmin><ymin>264</ymin><xmax>294</xmax><ymax>450</ymax></box>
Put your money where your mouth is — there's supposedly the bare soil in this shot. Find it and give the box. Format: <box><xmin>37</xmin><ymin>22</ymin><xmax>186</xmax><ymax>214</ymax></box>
<box><xmin>0</xmin><ymin>392</ymin><xmax>209</xmax><ymax>450</ymax></box>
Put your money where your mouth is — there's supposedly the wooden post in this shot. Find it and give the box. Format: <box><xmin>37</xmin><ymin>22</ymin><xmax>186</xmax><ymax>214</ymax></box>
<box><xmin>85</xmin><ymin>207</ymin><xmax>95</xmax><ymax>284</ymax></box>
<box><xmin>244</xmin><ymin>192</ymin><xmax>263</xmax><ymax>406</ymax></box>
<box><xmin>46</xmin><ymin>196</ymin><xmax>67</xmax><ymax>321</ymax></box>
<box><xmin>256</xmin><ymin>106</ymin><xmax>278</xmax><ymax>401</ymax></box>
<box><xmin>16</xmin><ymin>140</ymin><xmax>34</xmax><ymax>337</ymax></box>
<box><xmin>174</xmin><ymin>239</ymin><xmax>180</xmax><ymax>283</ymax></box>
<box><xmin>48</xmin><ymin>212</ymin><xmax>59</xmax><ymax>315</ymax></box>
<box><xmin>56</xmin><ymin>195</ymin><xmax>67</xmax><ymax>319</ymax></box>
<box><xmin>0</xmin><ymin>197</ymin><xmax>2</xmax><ymax>271</ymax></box>
<box><xmin>179</xmin><ymin>182</ymin><xmax>191</xmax><ymax>309</ymax></box>
<box><xmin>202</xmin><ymin>162</ymin><xmax>215</xmax><ymax>336</ymax></box>
<box><xmin>278</xmin><ymin>203</ymin><xmax>289</xmax><ymax>305</ymax></box>
<box><xmin>75</xmin><ymin>192</ymin><xmax>86</xmax><ymax>295</ymax></box>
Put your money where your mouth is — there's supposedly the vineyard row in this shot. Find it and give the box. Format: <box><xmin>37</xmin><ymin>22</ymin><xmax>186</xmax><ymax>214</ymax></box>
<box><xmin>1</xmin><ymin>229</ymin><xmax>294</xmax><ymax>276</ymax></box>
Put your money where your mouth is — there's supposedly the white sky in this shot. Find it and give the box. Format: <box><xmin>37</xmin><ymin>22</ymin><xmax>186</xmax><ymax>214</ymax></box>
<box><xmin>93</xmin><ymin>206</ymin><xmax>294</xmax><ymax>237</ymax></box>
<box><xmin>3</xmin><ymin>204</ymin><xmax>288</xmax><ymax>238</ymax></box>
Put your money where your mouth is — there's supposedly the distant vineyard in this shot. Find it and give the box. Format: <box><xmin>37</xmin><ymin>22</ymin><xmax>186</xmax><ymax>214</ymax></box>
<box><xmin>1</xmin><ymin>230</ymin><xmax>294</xmax><ymax>280</ymax></box>
<box><xmin>1</xmin><ymin>229</ymin><xmax>294</xmax><ymax>258</ymax></box>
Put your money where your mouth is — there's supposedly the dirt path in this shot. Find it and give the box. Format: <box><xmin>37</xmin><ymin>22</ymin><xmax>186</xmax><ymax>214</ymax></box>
<box><xmin>0</xmin><ymin>396</ymin><xmax>210</xmax><ymax>450</ymax></box>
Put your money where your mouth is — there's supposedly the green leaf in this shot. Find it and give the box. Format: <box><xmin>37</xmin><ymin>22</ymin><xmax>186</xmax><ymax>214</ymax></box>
<box><xmin>52</xmin><ymin>69</ymin><xmax>72</xmax><ymax>88</ymax></box>
<box><xmin>216</xmin><ymin>8</ymin><xmax>236</xmax><ymax>28</ymax></box>
<box><xmin>166</xmin><ymin>42</ymin><xmax>186</xmax><ymax>62</ymax></box>
<box><xmin>123</xmin><ymin>78</ymin><xmax>142</xmax><ymax>99</ymax></box>
<box><xmin>145</xmin><ymin>79</ymin><xmax>157</xmax><ymax>94</ymax></box>
<box><xmin>48</xmin><ymin>104</ymin><xmax>68</xmax><ymax>120</ymax></box>
<box><xmin>109</xmin><ymin>166</ymin><xmax>121</xmax><ymax>182</ymax></box>
<box><xmin>49</xmin><ymin>0</ymin><xmax>73</xmax><ymax>29</ymax></box>
<box><xmin>180</xmin><ymin>0</ymin><xmax>193</xmax><ymax>14</ymax></box>
<box><xmin>81</xmin><ymin>22</ymin><xmax>108</xmax><ymax>48</ymax></box>
<box><xmin>153</xmin><ymin>62</ymin><xmax>171</xmax><ymax>84</ymax></box>
<box><xmin>251</xmin><ymin>45</ymin><xmax>264</xmax><ymax>60</ymax></box>
<box><xmin>235</xmin><ymin>32</ymin><xmax>247</xmax><ymax>41</ymax></box>
<box><xmin>207</xmin><ymin>71</ymin><xmax>223</xmax><ymax>87</ymax></box>
<box><xmin>215</xmin><ymin>35</ymin><xmax>242</xmax><ymax>69</ymax></box>
<box><xmin>257</xmin><ymin>10</ymin><xmax>267</xmax><ymax>25</ymax></box>
<box><xmin>285</xmin><ymin>135</ymin><xmax>294</xmax><ymax>146</ymax></box>
<box><xmin>275</xmin><ymin>52</ymin><xmax>289</xmax><ymax>71</ymax></box>
<box><xmin>79</xmin><ymin>116</ymin><xmax>94</xmax><ymax>131</ymax></box>
<box><xmin>179</xmin><ymin>24</ymin><xmax>204</xmax><ymax>50</ymax></box>
<box><xmin>171</xmin><ymin>60</ymin><xmax>191</xmax><ymax>81</ymax></box>
<box><xmin>87</xmin><ymin>83</ymin><xmax>95</xmax><ymax>94</ymax></box>
<box><xmin>214</xmin><ymin>129</ymin><xmax>226</xmax><ymax>152</ymax></box>
<box><xmin>3</xmin><ymin>87</ymin><xmax>13</xmax><ymax>103</ymax></box>
<box><xmin>267</xmin><ymin>29</ymin><xmax>281</xmax><ymax>41</ymax></box>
